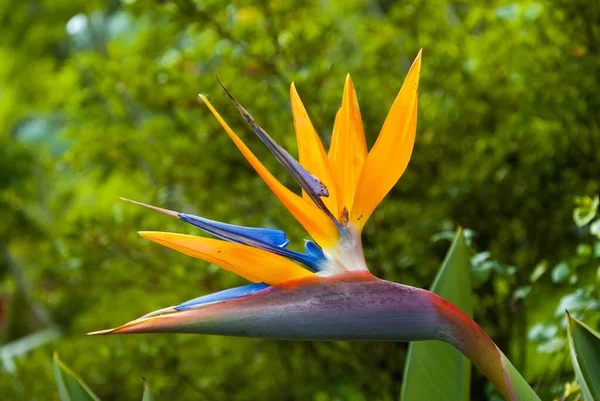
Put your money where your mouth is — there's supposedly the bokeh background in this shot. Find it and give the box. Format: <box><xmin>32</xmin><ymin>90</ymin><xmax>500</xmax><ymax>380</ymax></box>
<box><xmin>1</xmin><ymin>0</ymin><xmax>599</xmax><ymax>400</ymax></box>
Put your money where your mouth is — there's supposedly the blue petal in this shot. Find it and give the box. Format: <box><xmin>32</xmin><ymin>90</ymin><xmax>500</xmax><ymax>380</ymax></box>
<box><xmin>282</xmin><ymin>249</ymin><xmax>324</xmax><ymax>272</ymax></box>
<box><xmin>175</xmin><ymin>283</ymin><xmax>270</xmax><ymax>311</ymax></box>
<box><xmin>179</xmin><ymin>213</ymin><xmax>289</xmax><ymax>248</ymax></box>
<box><xmin>216</xmin><ymin>80</ymin><xmax>347</xmax><ymax>229</ymax></box>
<box><xmin>179</xmin><ymin>212</ymin><xmax>325</xmax><ymax>271</ymax></box>
<box><xmin>304</xmin><ymin>240</ymin><xmax>325</xmax><ymax>259</ymax></box>
<box><xmin>119</xmin><ymin>198</ymin><xmax>327</xmax><ymax>272</ymax></box>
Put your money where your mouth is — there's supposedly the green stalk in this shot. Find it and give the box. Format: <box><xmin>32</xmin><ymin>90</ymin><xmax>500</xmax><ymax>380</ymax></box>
<box><xmin>432</xmin><ymin>294</ymin><xmax>541</xmax><ymax>401</ymax></box>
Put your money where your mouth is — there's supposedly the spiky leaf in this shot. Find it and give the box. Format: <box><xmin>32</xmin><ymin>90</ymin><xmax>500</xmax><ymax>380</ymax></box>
<box><xmin>53</xmin><ymin>353</ymin><xmax>101</xmax><ymax>401</ymax></box>
<box><xmin>142</xmin><ymin>378</ymin><xmax>155</xmax><ymax>401</ymax></box>
<box><xmin>567</xmin><ymin>312</ymin><xmax>600</xmax><ymax>401</ymax></box>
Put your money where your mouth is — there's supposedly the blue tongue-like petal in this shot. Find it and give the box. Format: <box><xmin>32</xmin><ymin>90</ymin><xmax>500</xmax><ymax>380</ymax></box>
<box><xmin>304</xmin><ymin>240</ymin><xmax>326</xmax><ymax>259</ymax></box>
<box><xmin>180</xmin><ymin>212</ymin><xmax>324</xmax><ymax>271</ymax></box>
<box><xmin>175</xmin><ymin>283</ymin><xmax>270</xmax><ymax>311</ymax></box>
<box><xmin>179</xmin><ymin>213</ymin><xmax>289</xmax><ymax>249</ymax></box>
<box><xmin>120</xmin><ymin>198</ymin><xmax>327</xmax><ymax>271</ymax></box>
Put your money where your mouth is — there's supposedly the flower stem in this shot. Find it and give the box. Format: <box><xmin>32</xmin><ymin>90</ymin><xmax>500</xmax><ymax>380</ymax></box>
<box><xmin>431</xmin><ymin>292</ymin><xmax>540</xmax><ymax>401</ymax></box>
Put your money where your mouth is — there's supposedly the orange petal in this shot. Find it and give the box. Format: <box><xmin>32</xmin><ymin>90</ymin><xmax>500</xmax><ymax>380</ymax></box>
<box><xmin>290</xmin><ymin>83</ymin><xmax>340</xmax><ymax>217</ymax></box>
<box><xmin>139</xmin><ymin>232</ymin><xmax>314</xmax><ymax>285</ymax></box>
<box><xmin>328</xmin><ymin>75</ymin><xmax>367</xmax><ymax>214</ymax></box>
<box><xmin>199</xmin><ymin>95</ymin><xmax>339</xmax><ymax>247</ymax></box>
<box><xmin>350</xmin><ymin>51</ymin><xmax>422</xmax><ymax>230</ymax></box>
<box><xmin>328</xmin><ymin>109</ymin><xmax>345</xmax><ymax>219</ymax></box>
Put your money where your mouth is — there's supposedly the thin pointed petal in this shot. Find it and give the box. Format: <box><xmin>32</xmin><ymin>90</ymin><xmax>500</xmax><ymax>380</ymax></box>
<box><xmin>328</xmin><ymin>109</ymin><xmax>341</xmax><ymax>165</ymax></box>
<box><xmin>351</xmin><ymin>51</ymin><xmax>422</xmax><ymax>229</ymax></box>
<box><xmin>120</xmin><ymin>197</ymin><xmax>179</xmax><ymax>218</ymax></box>
<box><xmin>179</xmin><ymin>213</ymin><xmax>325</xmax><ymax>271</ymax></box>
<box><xmin>175</xmin><ymin>283</ymin><xmax>270</xmax><ymax>311</ymax></box>
<box><xmin>215</xmin><ymin>80</ymin><xmax>338</xmax><ymax>218</ymax></box>
<box><xmin>139</xmin><ymin>231</ymin><xmax>314</xmax><ymax>285</ymax></box>
<box><xmin>290</xmin><ymin>83</ymin><xmax>340</xmax><ymax>217</ymax></box>
<box><xmin>122</xmin><ymin>197</ymin><xmax>290</xmax><ymax>248</ymax></box>
<box><xmin>304</xmin><ymin>240</ymin><xmax>325</xmax><ymax>259</ymax></box>
<box><xmin>328</xmin><ymin>109</ymin><xmax>346</xmax><ymax>219</ymax></box>
<box><xmin>328</xmin><ymin>75</ymin><xmax>367</xmax><ymax>213</ymax></box>
<box><xmin>177</xmin><ymin>213</ymin><xmax>288</xmax><ymax>248</ymax></box>
<box><xmin>121</xmin><ymin>198</ymin><xmax>324</xmax><ymax>270</ymax></box>
<box><xmin>138</xmin><ymin>306</ymin><xmax>178</xmax><ymax>319</ymax></box>
<box><xmin>122</xmin><ymin>198</ymin><xmax>289</xmax><ymax>247</ymax></box>
<box><xmin>200</xmin><ymin>95</ymin><xmax>340</xmax><ymax>247</ymax></box>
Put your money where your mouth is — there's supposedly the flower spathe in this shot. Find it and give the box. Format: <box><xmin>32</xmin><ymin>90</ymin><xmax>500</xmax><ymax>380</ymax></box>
<box><xmin>89</xmin><ymin>51</ymin><xmax>538</xmax><ymax>401</ymax></box>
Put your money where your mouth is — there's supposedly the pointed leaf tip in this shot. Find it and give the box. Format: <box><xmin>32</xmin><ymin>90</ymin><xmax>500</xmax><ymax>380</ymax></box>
<box><xmin>54</xmin><ymin>353</ymin><xmax>101</xmax><ymax>401</ymax></box>
<box><xmin>142</xmin><ymin>377</ymin><xmax>155</xmax><ymax>401</ymax></box>
<box><xmin>567</xmin><ymin>313</ymin><xmax>600</xmax><ymax>401</ymax></box>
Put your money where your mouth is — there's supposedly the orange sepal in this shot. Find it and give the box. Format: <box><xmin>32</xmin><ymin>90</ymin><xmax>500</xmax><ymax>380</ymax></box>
<box><xmin>290</xmin><ymin>83</ymin><xmax>340</xmax><ymax>217</ymax></box>
<box><xmin>200</xmin><ymin>95</ymin><xmax>339</xmax><ymax>248</ymax></box>
<box><xmin>139</xmin><ymin>232</ymin><xmax>314</xmax><ymax>285</ymax></box>
<box><xmin>350</xmin><ymin>51</ymin><xmax>422</xmax><ymax>230</ymax></box>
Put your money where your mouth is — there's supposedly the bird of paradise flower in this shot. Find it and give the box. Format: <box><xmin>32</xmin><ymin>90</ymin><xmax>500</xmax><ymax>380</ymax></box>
<box><xmin>90</xmin><ymin>51</ymin><xmax>539</xmax><ymax>401</ymax></box>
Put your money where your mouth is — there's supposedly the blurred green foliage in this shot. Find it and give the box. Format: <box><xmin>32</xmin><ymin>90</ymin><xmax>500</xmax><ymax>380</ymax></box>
<box><xmin>0</xmin><ymin>0</ymin><xmax>599</xmax><ymax>400</ymax></box>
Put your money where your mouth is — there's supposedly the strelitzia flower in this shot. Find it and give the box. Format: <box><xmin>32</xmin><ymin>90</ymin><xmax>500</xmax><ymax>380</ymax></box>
<box><xmin>90</xmin><ymin>52</ymin><xmax>537</xmax><ymax>401</ymax></box>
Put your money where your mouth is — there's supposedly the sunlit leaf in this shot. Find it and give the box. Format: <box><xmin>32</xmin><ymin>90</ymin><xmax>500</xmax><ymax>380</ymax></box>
<box><xmin>590</xmin><ymin>220</ymin><xmax>600</xmax><ymax>238</ymax></box>
<box><xmin>573</xmin><ymin>196</ymin><xmax>599</xmax><ymax>227</ymax></box>
<box><xmin>552</xmin><ymin>262</ymin><xmax>571</xmax><ymax>283</ymax></box>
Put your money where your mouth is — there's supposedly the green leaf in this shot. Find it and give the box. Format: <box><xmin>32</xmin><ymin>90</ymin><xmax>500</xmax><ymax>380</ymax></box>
<box><xmin>566</xmin><ymin>312</ymin><xmax>600</xmax><ymax>401</ymax></box>
<box><xmin>142</xmin><ymin>378</ymin><xmax>155</xmax><ymax>401</ymax></box>
<box><xmin>552</xmin><ymin>262</ymin><xmax>571</xmax><ymax>283</ymax></box>
<box><xmin>573</xmin><ymin>196</ymin><xmax>599</xmax><ymax>227</ymax></box>
<box><xmin>529</xmin><ymin>261</ymin><xmax>547</xmax><ymax>282</ymax></box>
<box><xmin>401</xmin><ymin>229</ymin><xmax>473</xmax><ymax>401</ymax></box>
<box><xmin>500</xmin><ymin>355</ymin><xmax>542</xmax><ymax>401</ymax></box>
<box><xmin>590</xmin><ymin>220</ymin><xmax>600</xmax><ymax>238</ymax></box>
<box><xmin>53</xmin><ymin>353</ymin><xmax>101</xmax><ymax>401</ymax></box>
